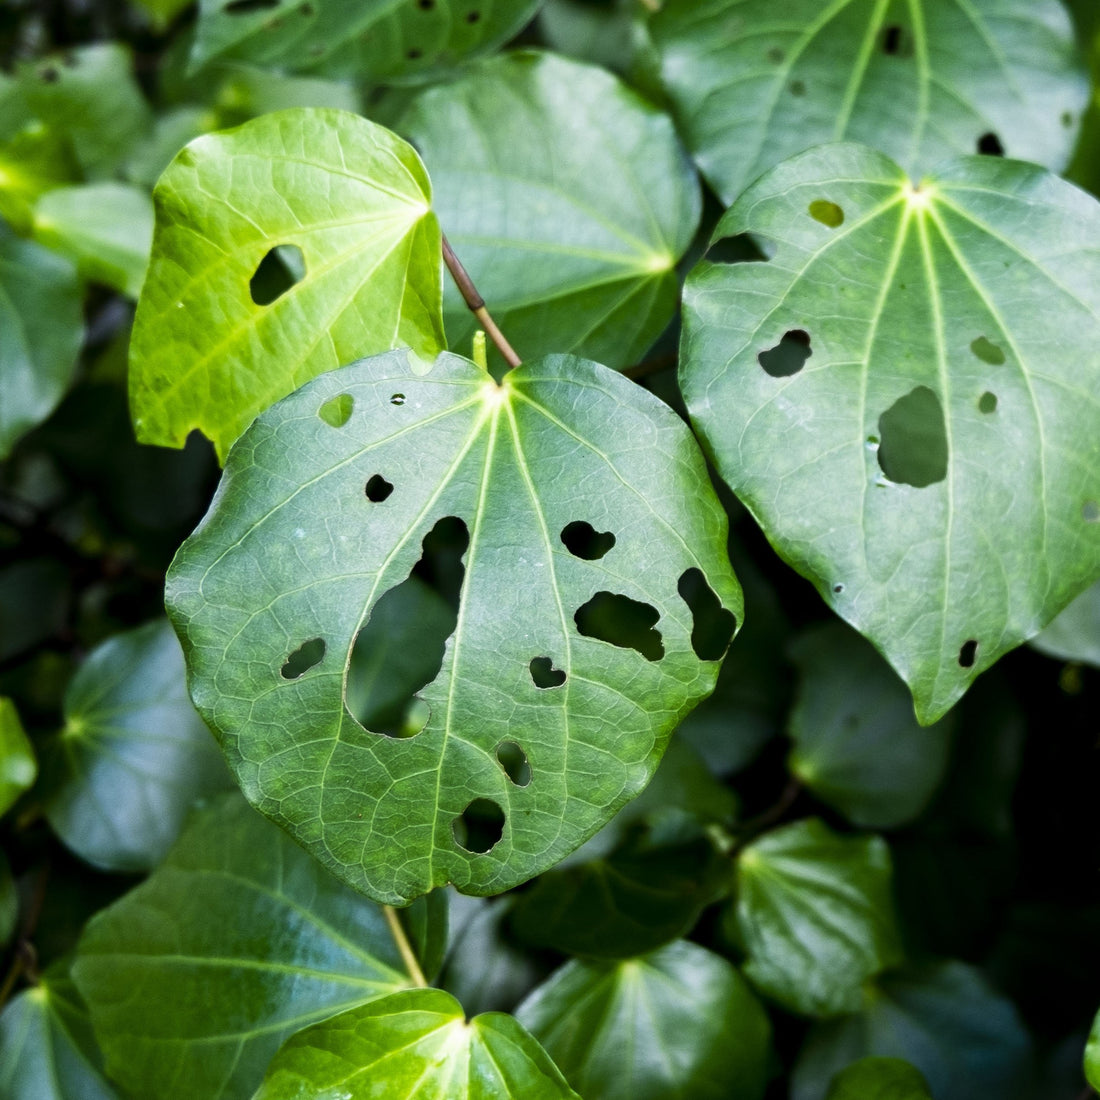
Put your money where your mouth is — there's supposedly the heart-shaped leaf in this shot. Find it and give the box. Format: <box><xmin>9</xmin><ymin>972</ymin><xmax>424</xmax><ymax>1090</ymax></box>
<box><xmin>681</xmin><ymin>144</ymin><xmax>1100</xmax><ymax>722</ymax></box>
<box><xmin>166</xmin><ymin>349</ymin><xmax>741</xmax><ymax>905</ymax></box>
<box><xmin>129</xmin><ymin>108</ymin><xmax>445</xmax><ymax>461</ymax></box>
<box><xmin>649</xmin><ymin>0</ymin><xmax>1087</xmax><ymax>204</ymax></box>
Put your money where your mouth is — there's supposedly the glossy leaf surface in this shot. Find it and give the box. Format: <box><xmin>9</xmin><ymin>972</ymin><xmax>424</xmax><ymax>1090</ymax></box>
<box><xmin>1030</xmin><ymin>579</ymin><xmax>1100</xmax><ymax>667</ymax></box>
<box><xmin>517</xmin><ymin>940</ymin><xmax>772</xmax><ymax>1100</ymax></box>
<box><xmin>72</xmin><ymin>793</ymin><xmax>416</xmax><ymax>1100</ymax></box>
<box><xmin>254</xmin><ymin>988</ymin><xmax>580</xmax><ymax>1100</ymax></box>
<box><xmin>0</xmin><ymin>696</ymin><xmax>37</xmax><ymax>816</ymax></box>
<box><xmin>825</xmin><ymin>1057</ymin><xmax>933</xmax><ymax>1100</ymax></box>
<box><xmin>129</xmin><ymin>108</ymin><xmax>445</xmax><ymax>460</ymax></box>
<box><xmin>649</xmin><ymin>0</ymin><xmax>1087</xmax><ymax>203</ymax></box>
<box><xmin>401</xmin><ymin>51</ymin><xmax>701</xmax><ymax>369</ymax></box>
<box><xmin>681</xmin><ymin>144</ymin><xmax>1100</xmax><ymax>721</ymax></box>
<box><xmin>167</xmin><ymin>349</ymin><xmax>741</xmax><ymax>904</ymax></box>
<box><xmin>734</xmin><ymin>818</ymin><xmax>903</xmax><ymax>1016</ymax></box>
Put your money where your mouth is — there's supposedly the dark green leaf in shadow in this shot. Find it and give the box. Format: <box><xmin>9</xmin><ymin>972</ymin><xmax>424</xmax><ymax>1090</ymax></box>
<box><xmin>825</xmin><ymin>1056</ymin><xmax>932</xmax><ymax>1100</ymax></box>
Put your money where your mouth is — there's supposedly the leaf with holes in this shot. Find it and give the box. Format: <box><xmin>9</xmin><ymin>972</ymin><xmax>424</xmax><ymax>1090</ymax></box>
<box><xmin>399</xmin><ymin>50</ymin><xmax>701</xmax><ymax>370</ymax></box>
<box><xmin>129</xmin><ymin>108</ymin><xmax>445</xmax><ymax>461</ymax></box>
<box><xmin>648</xmin><ymin>0</ymin><xmax>1087</xmax><ymax>205</ymax></box>
<box><xmin>166</xmin><ymin>348</ymin><xmax>741</xmax><ymax>905</ymax></box>
<box><xmin>681</xmin><ymin>143</ymin><xmax>1100</xmax><ymax>722</ymax></box>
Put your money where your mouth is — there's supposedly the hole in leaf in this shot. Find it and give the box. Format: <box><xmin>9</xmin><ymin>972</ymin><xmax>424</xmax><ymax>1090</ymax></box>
<box><xmin>706</xmin><ymin>233</ymin><xmax>774</xmax><ymax>264</ymax></box>
<box><xmin>390</xmin><ymin>393</ymin><xmax>406</xmax><ymax>406</ymax></box>
<box><xmin>758</xmin><ymin>330</ymin><xmax>812</xmax><ymax>378</ymax></box>
<box><xmin>958</xmin><ymin>639</ymin><xmax>978</xmax><ymax>668</ymax></box>
<box><xmin>453</xmin><ymin>799</ymin><xmax>505</xmax><ymax>853</ymax></box>
<box><xmin>978</xmin><ymin>391</ymin><xmax>998</xmax><ymax>414</ymax></box>
<box><xmin>970</xmin><ymin>336</ymin><xmax>1005</xmax><ymax>365</ymax></box>
<box><xmin>466</xmin><ymin>9</ymin><xmax>481</xmax><ymax>22</ymax></box>
<box><xmin>977</xmin><ymin>132</ymin><xmax>1005</xmax><ymax>156</ymax></box>
<box><xmin>678</xmin><ymin>568</ymin><xmax>736</xmax><ymax>661</ymax></box>
<box><xmin>809</xmin><ymin>200</ymin><xmax>844</xmax><ymax>228</ymax></box>
<box><xmin>1084</xmin><ymin>500</ymin><xmax>1100</xmax><ymax>523</ymax></box>
<box><xmin>318</xmin><ymin>393</ymin><xmax>353</xmax><ymax>427</ymax></box>
<box><xmin>281</xmin><ymin>638</ymin><xmax>325</xmax><ymax>679</ymax></box>
<box><xmin>529</xmin><ymin>656</ymin><xmax>566</xmax><ymax>689</ymax></box>
<box><xmin>407</xmin><ymin>48</ymin><xmax>423</xmax><ymax>59</ymax></box>
<box><xmin>767</xmin><ymin>46</ymin><xmax>784</xmax><ymax>63</ymax></box>
<box><xmin>346</xmin><ymin>516</ymin><xmax>469</xmax><ymax>737</ymax></box>
<box><xmin>249</xmin><ymin>245</ymin><xmax>304</xmax><ymax>306</ymax></box>
<box><xmin>300</xmin><ymin>2</ymin><xmax>314</xmax><ymax>13</ymax></box>
<box><xmin>790</xmin><ymin>79</ymin><xmax>806</xmax><ymax>96</ymax></box>
<box><xmin>881</xmin><ymin>25</ymin><xmax>912</xmax><ymax>56</ymax></box>
<box><xmin>365</xmin><ymin>475</ymin><xmax>393</xmax><ymax>502</ymax></box>
<box><xmin>225</xmin><ymin>0</ymin><xmax>280</xmax><ymax>13</ymax></box>
<box><xmin>496</xmin><ymin>741</ymin><xmax>531</xmax><ymax>786</ymax></box>
<box><xmin>877</xmin><ymin>386</ymin><xmax>948</xmax><ymax>487</ymax></box>
<box><xmin>560</xmin><ymin>521</ymin><xmax>615</xmax><ymax>561</ymax></box>
<box><xmin>574</xmin><ymin>592</ymin><xmax>664</xmax><ymax>661</ymax></box>
<box><xmin>833</xmin><ymin>583</ymin><xmax>844</xmax><ymax>594</ymax></box>
<box><xmin>418</xmin><ymin>0</ymin><xmax>434</xmax><ymax>7</ymax></box>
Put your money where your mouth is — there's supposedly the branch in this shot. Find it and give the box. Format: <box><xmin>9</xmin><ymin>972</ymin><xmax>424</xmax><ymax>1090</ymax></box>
<box><xmin>441</xmin><ymin>235</ymin><xmax>522</xmax><ymax>370</ymax></box>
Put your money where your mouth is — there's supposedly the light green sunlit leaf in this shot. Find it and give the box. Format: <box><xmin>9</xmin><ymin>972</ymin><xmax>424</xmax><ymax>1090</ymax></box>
<box><xmin>681</xmin><ymin>143</ymin><xmax>1100</xmax><ymax>722</ymax></box>
<box><xmin>826</xmin><ymin>1057</ymin><xmax>933</xmax><ymax>1100</ymax></box>
<box><xmin>1086</xmin><ymin>1009</ymin><xmax>1100</xmax><ymax>1090</ymax></box>
<box><xmin>1030</xmin><ymin>578</ymin><xmax>1100</xmax><ymax>667</ymax></box>
<box><xmin>0</xmin><ymin>120</ymin><xmax>78</xmax><ymax>233</ymax></box>
<box><xmin>0</xmin><ymin>697</ymin><xmax>37</xmax><ymax>817</ymax></box>
<box><xmin>129</xmin><ymin>108</ymin><xmax>445</xmax><ymax>461</ymax></box>
<box><xmin>166</xmin><ymin>349</ymin><xmax>741</xmax><ymax>905</ymax></box>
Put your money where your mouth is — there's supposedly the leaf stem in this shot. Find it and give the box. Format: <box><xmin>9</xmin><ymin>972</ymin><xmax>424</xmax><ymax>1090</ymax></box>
<box><xmin>383</xmin><ymin>904</ymin><xmax>428</xmax><ymax>989</ymax></box>
<box><xmin>441</xmin><ymin>235</ymin><xmax>522</xmax><ymax>370</ymax></box>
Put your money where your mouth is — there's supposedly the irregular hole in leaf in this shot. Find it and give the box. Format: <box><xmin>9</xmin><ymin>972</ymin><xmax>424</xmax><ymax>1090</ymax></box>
<box><xmin>970</xmin><ymin>335</ymin><xmax>1006</xmax><ymax>365</ymax></box>
<box><xmin>1084</xmin><ymin>500</ymin><xmax>1100</xmax><ymax>523</ymax></box>
<box><xmin>574</xmin><ymin>592</ymin><xmax>664</xmax><ymax>661</ymax></box>
<box><xmin>706</xmin><ymin>233</ymin><xmax>774</xmax><ymax>264</ymax></box>
<box><xmin>790</xmin><ymin>79</ymin><xmax>807</xmax><ymax>96</ymax></box>
<box><xmin>560</xmin><ymin>520</ymin><xmax>615</xmax><ymax>561</ymax></box>
<box><xmin>677</xmin><ymin>568</ymin><xmax>736</xmax><ymax>661</ymax></box>
<box><xmin>977</xmin><ymin>132</ymin><xmax>1005</xmax><ymax>156</ymax></box>
<box><xmin>978</xmin><ymin>391</ymin><xmax>998</xmax><ymax>414</ymax></box>
<box><xmin>346</xmin><ymin>516</ymin><xmax>469</xmax><ymax>737</ymax></box>
<box><xmin>365</xmin><ymin>474</ymin><xmax>394</xmax><ymax>502</ymax></box>
<box><xmin>529</xmin><ymin>656</ymin><xmax>566</xmax><ymax>689</ymax></box>
<box><xmin>225</xmin><ymin>0</ymin><xmax>281</xmax><ymax>15</ymax></box>
<box><xmin>882</xmin><ymin>25</ymin><xmax>913</xmax><ymax>57</ymax></box>
<box><xmin>809</xmin><ymin>200</ymin><xmax>844</xmax><ymax>228</ymax></box>
<box><xmin>496</xmin><ymin>741</ymin><xmax>532</xmax><ymax>786</ymax></box>
<box><xmin>249</xmin><ymin>244</ymin><xmax>304</xmax><ymax>306</ymax></box>
<box><xmin>318</xmin><ymin>393</ymin><xmax>353</xmax><ymax>427</ymax></box>
<box><xmin>758</xmin><ymin>330</ymin><xmax>812</xmax><ymax>378</ymax></box>
<box><xmin>281</xmin><ymin>637</ymin><xmax>325</xmax><ymax>679</ymax></box>
<box><xmin>453</xmin><ymin>798</ymin><xmax>505</xmax><ymax>853</ymax></box>
<box><xmin>390</xmin><ymin>393</ymin><xmax>406</xmax><ymax>406</ymax></box>
<box><xmin>876</xmin><ymin>386</ymin><xmax>949</xmax><ymax>488</ymax></box>
<box><xmin>958</xmin><ymin>639</ymin><xmax>978</xmax><ymax>668</ymax></box>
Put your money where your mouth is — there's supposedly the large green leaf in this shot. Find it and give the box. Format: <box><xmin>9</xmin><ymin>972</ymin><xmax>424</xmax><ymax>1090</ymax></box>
<box><xmin>72</xmin><ymin>793</ymin><xmax>419</xmax><ymax>1100</ymax></box>
<box><xmin>648</xmin><ymin>0</ymin><xmax>1088</xmax><ymax>204</ymax></box>
<box><xmin>516</xmin><ymin>940</ymin><xmax>772</xmax><ymax>1100</ymax></box>
<box><xmin>0</xmin><ymin>696</ymin><xmax>37</xmax><ymax>816</ymax></box>
<box><xmin>0</xmin><ymin>227</ymin><xmax>82</xmax><ymax>460</ymax></box>
<box><xmin>166</xmin><ymin>349</ymin><xmax>741</xmax><ymax>905</ymax></box>
<box><xmin>681</xmin><ymin>143</ymin><xmax>1100</xmax><ymax>722</ymax></box>
<box><xmin>42</xmin><ymin>619</ymin><xmax>232</xmax><ymax>872</ymax></box>
<box><xmin>1087</xmin><ymin>1008</ymin><xmax>1100</xmax><ymax>1090</ymax></box>
<box><xmin>129</xmin><ymin>108</ymin><xmax>445</xmax><ymax>461</ymax></box>
<box><xmin>733</xmin><ymin>818</ymin><xmax>903</xmax><ymax>1016</ymax></box>
<box><xmin>399</xmin><ymin>51</ymin><xmax>701</xmax><ymax>369</ymax></box>
<box><xmin>254</xmin><ymin>988</ymin><xmax>580</xmax><ymax>1100</ymax></box>
<box><xmin>825</xmin><ymin>1057</ymin><xmax>932</xmax><ymax>1100</ymax></box>
<box><xmin>1030</xmin><ymin>578</ymin><xmax>1100</xmax><ymax>667</ymax></box>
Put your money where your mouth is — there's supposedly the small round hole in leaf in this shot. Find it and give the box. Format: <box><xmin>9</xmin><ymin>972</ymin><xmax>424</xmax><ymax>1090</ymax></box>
<box><xmin>466</xmin><ymin>9</ymin><xmax>481</xmax><ymax>21</ymax></box>
<box><xmin>453</xmin><ymin>799</ymin><xmax>505</xmax><ymax>853</ymax></box>
<box><xmin>365</xmin><ymin>475</ymin><xmax>393</xmax><ymax>503</ymax></box>
<box><xmin>809</xmin><ymin>200</ymin><xmax>844</xmax><ymax>228</ymax></box>
<box><xmin>560</xmin><ymin>521</ymin><xmax>615</xmax><ymax>560</ymax></box>
<box><xmin>789</xmin><ymin>79</ymin><xmax>806</xmax><ymax>96</ymax></box>
<box><xmin>977</xmin><ymin>132</ymin><xmax>1005</xmax><ymax>156</ymax></box>
<box><xmin>318</xmin><ymin>393</ymin><xmax>353</xmax><ymax>427</ymax></box>
<box><xmin>407</xmin><ymin>48</ymin><xmax>423</xmax><ymax>59</ymax></box>
<box><xmin>390</xmin><ymin>393</ymin><xmax>406</xmax><ymax>406</ymax></box>
<box><xmin>281</xmin><ymin>638</ymin><xmax>325</xmax><ymax>679</ymax></box>
<box><xmin>970</xmin><ymin>336</ymin><xmax>1006</xmax><ymax>365</ymax></box>
<box><xmin>978</xmin><ymin>391</ymin><xmax>998</xmax><ymax>414</ymax></box>
<box><xmin>758</xmin><ymin>330</ymin><xmax>812</xmax><ymax>378</ymax></box>
<box><xmin>496</xmin><ymin>741</ymin><xmax>531</xmax><ymax>786</ymax></box>
<box><xmin>529</xmin><ymin>656</ymin><xmax>566</xmax><ymax>689</ymax></box>
<box><xmin>958</xmin><ymin>639</ymin><xmax>979</xmax><ymax>668</ymax></box>
<box><xmin>767</xmin><ymin>46</ymin><xmax>784</xmax><ymax>63</ymax></box>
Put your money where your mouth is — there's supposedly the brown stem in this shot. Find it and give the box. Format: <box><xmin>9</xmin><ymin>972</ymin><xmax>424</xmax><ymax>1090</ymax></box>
<box><xmin>441</xmin><ymin>235</ymin><xmax>522</xmax><ymax>370</ymax></box>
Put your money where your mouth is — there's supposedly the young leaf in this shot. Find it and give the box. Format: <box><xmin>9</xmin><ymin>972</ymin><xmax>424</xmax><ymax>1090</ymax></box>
<box><xmin>128</xmin><ymin>108</ymin><xmax>445</xmax><ymax>461</ymax></box>
<box><xmin>681</xmin><ymin>143</ymin><xmax>1100</xmax><ymax>722</ymax></box>
<box><xmin>648</xmin><ymin>0</ymin><xmax>1087</xmax><ymax>204</ymax></box>
<box><xmin>400</xmin><ymin>51</ymin><xmax>701</xmax><ymax>369</ymax></box>
<box><xmin>825</xmin><ymin>1057</ymin><xmax>932</xmax><ymax>1100</ymax></box>
<box><xmin>733</xmin><ymin>818</ymin><xmax>903</xmax><ymax>1016</ymax></box>
<box><xmin>1029</xmin><ymin>578</ymin><xmax>1100</xmax><ymax>667</ymax></box>
<box><xmin>254</xmin><ymin>988</ymin><xmax>581</xmax><ymax>1100</ymax></box>
<box><xmin>166</xmin><ymin>349</ymin><xmax>742</xmax><ymax>905</ymax></box>
<box><xmin>0</xmin><ymin>697</ymin><xmax>37</xmax><ymax>816</ymax></box>
<box><xmin>42</xmin><ymin>619</ymin><xmax>233</xmax><ymax>872</ymax></box>
<box><xmin>516</xmin><ymin>940</ymin><xmax>772</xmax><ymax>1100</ymax></box>
<box><xmin>1087</xmin><ymin>1008</ymin><xmax>1100</xmax><ymax>1091</ymax></box>
<box><xmin>72</xmin><ymin>793</ymin><xmax>421</xmax><ymax>1100</ymax></box>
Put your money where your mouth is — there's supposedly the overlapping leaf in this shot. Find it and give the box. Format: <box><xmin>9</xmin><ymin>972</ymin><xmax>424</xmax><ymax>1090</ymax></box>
<box><xmin>166</xmin><ymin>349</ymin><xmax>741</xmax><ymax>904</ymax></box>
<box><xmin>681</xmin><ymin>144</ymin><xmax>1100</xmax><ymax>721</ymax></box>
<box><xmin>1030</xmin><ymin>579</ymin><xmax>1100</xmax><ymax>667</ymax></box>
<box><xmin>826</xmin><ymin>1057</ymin><xmax>933</xmax><ymax>1100</ymax></box>
<box><xmin>1087</xmin><ymin>1009</ymin><xmax>1100</xmax><ymax>1091</ymax></box>
<box><xmin>0</xmin><ymin>697</ymin><xmax>36</xmax><ymax>816</ymax></box>
<box><xmin>649</xmin><ymin>0</ymin><xmax>1088</xmax><ymax>204</ymax></box>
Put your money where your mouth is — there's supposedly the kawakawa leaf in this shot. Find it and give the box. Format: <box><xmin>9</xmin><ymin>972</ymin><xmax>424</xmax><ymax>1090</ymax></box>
<box><xmin>129</xmin><ymin>108</ymin><xmax>445</xmax><ymax>462</ymax></box>
<box><xmin>649</xmin><ymin>0</ymin><xmax>1088</xmax><ymax>205</ymax></box>
<box><xmin>681</xmin><ymin>143</ymin><xmax>1100</xmax><ymax>722</ymax></box>
<box><xmin>167</xmin><ymin>349</ymin><xmax>741</xmax><ymax>905</ymax></box>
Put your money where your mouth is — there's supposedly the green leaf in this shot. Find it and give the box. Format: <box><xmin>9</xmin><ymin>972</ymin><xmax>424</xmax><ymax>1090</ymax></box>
<box><xmin>792</xmin><ymin>962</ymin><xmax>1034</xmax><ymax>1100</ymax></box>
<box><xmin>648</xmin><ymin>0</ymin><xmax>1088</xmax><ymax>205</ymax></box>
<box><xmin>399</xmin><ymin>889</ymin><xmax>450</xmax><ymax>984</ymax></box>
<box><xmin>129</xmin><ymin>108</ymin><xmax>445</xmax><ymax>461</ymax></box>
<box><xmin>825</xmin><ymin>1057</ymin><xmax>933</xmax><ymax>1100</ymax></box>
<box><xmin>0</xmin><ymin>227</ymin><xmax>82</xmax><ymax>460</ymax></box>
<box><xmin>166</xmin><ymin>349</ymin><xmax>741</xmax><ymax>905</ymax></box>
<box><xmin>400</xmin><ymin>50</ymin><xmax>701</xmax><ymax>369</ymax></box>
<box><xmin>0</xmin><ymin>697</ymin><xmax>37</xmax><ymax>816</ymax></box>
<box><xmin>787</xmin><ymin>623</ymin><xmax>953</xmax><ymax>828</ymax></box>
<box><xmin>1086</xmin><ymin>1009</ymin><xmax>1100</xmax><ymax>1091</ymax></box>
<box><xmin>254</xmin><ymin>988</ymin><xmax>581</xmax><ymax>1100</ymax></box>
<box><xmin>42</xmin><ymin>619</ymin><xmax>233</xmax><ymax>873</ymax></box>
<box><xmin>681</xmin><ymin>143</ymin><xmax>1100</xmax><ymax>722</ymax></box>
<box><xmin>517</xmin><ymin>940</ymin><xmax>772</xmax><ymax>1100</ymax></box>
<box><xmin>72</xmin><ymin>793</ymin><xmax>417</xmax><ymax>1100</ymax></box>
<box><xmin>0</xmin><ymin>120</ymin><xmax>79</xmax><ymax>233</ymax></box>
<box><xmin>0</xmin><ymin>849</ymin><xmax>16</xmax><ymax>945</ymax></box>
<box><xmin>0</xmin><ymin>963</ymin><xmax>117</xmax><ymax>1100</ymax></box>
<box><xmin>734</xmin><ymin>818</ymin><xmax>903</xmax><ymax>1016</ymax></box>
<box><xmin>1030</xmin><ymin>578</ymin><xmax>1100</xmax><ymax>667</ymax></box>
